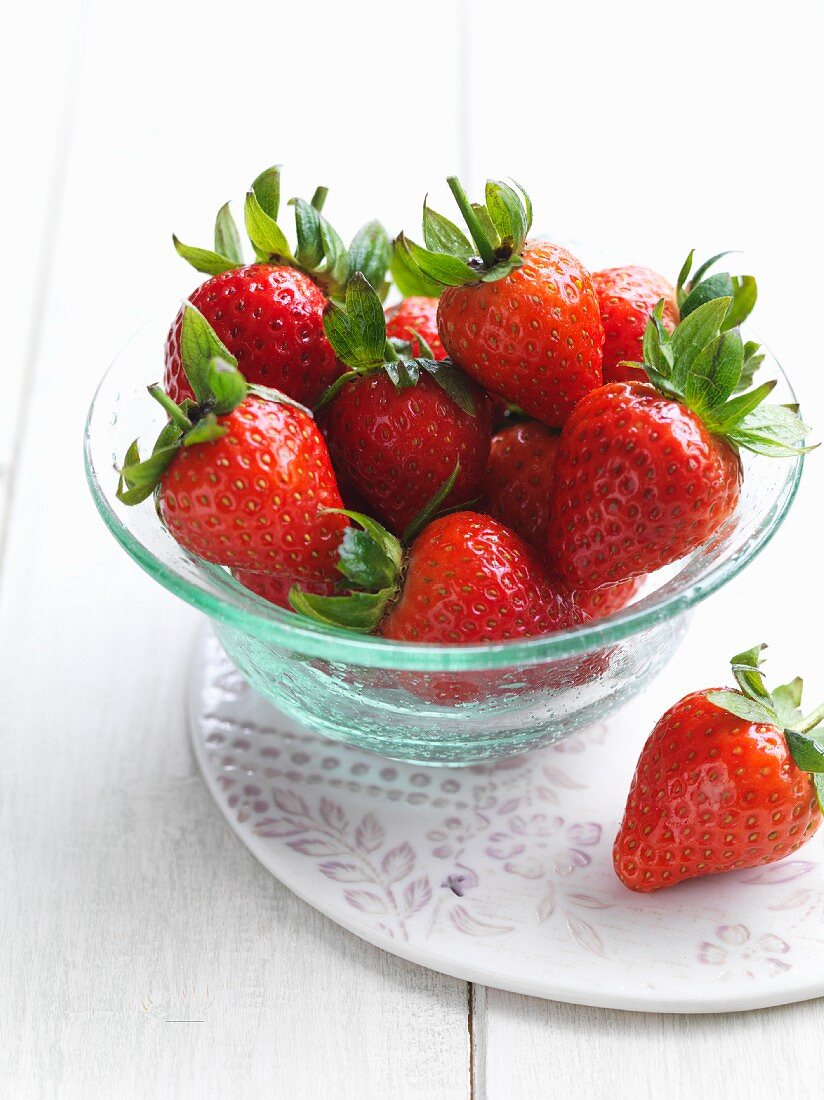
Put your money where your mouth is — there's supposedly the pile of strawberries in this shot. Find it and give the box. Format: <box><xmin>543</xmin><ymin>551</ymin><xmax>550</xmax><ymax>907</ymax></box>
<box><xmin>118</xmin><ymin>165</ymin><xmax>809</xmax><ymax>647</ymax></box>
<box><xmin>114</xmin><ymin>167</ymin><xmax>824</xmax><ymax>893</ymax></box>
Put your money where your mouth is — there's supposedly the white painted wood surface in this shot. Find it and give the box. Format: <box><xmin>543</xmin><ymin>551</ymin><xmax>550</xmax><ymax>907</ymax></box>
<box><xmin>2</xmin><ymin>0</ymin><xmax>822</xmax><ymax>1096</ymax></box>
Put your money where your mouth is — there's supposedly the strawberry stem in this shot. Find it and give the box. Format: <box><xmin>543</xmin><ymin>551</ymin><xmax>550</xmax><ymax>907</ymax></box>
<box><xmin>311</xmin><ymin>186</ymin><xmax>329</xmax><ymax>213</ymax></box>
<box><xmin>148</xmin><ymin>385</ymin><xmax>193</xmax><ymax>431</ymax></box>
<box><xmin>447</xmin><ymin>176</ymin><xmax>496</xmax><ymax>266</ymax></box>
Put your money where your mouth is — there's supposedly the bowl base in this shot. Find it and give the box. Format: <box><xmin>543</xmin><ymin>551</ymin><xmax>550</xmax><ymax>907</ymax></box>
<box><xmin>191</xmin><ymin>624</ymin><xmax>687</xmax><ymax>766</ymax></box>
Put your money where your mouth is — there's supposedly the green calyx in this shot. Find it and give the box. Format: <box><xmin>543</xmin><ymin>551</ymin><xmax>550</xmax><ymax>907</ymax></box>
<box><xmin>394</xmin><ymin>176</ymin><xmax>533</xmax><ymax>290</ymax></box>
<box><xmin>675</xmin><ymin>250</ymin><xmax>761</xmax><ymax>392</ymax></box>
<box><xmin>172</xmin><ymin>164</ymin><xmax>391</xmax><ymax>301</ymax></box>
<box><xmin>677</xmin><ymin>249</ymin><xmax>757</xmax><ymax>330</ymax></box>
<box><xmin>116</xmin><ymin>304</ymin><xmax>303</xmax><ymax>505</ymax></box>
<box><xmin>289</xmin><ymin>510</ymin><xmax>403</xmax><ymax>633</ymax></box>
<box><xmin>317</xmin><ymin>272</ymin><xmax>476</xmax><ymax>416</ymax></box>
<box><xmin>708</xmin><ymin>645</ymin><xmax>824</xmax><ymax>810</ymax></box>
<box><xmin>288</xmin><ymin>462</ymin><xmax>466</xmax><ymax>632</ymax></box>
<box><xmin>626</xmin><ymin>297</ymin><xmax>814</xmax><ymax>457</ymax></box>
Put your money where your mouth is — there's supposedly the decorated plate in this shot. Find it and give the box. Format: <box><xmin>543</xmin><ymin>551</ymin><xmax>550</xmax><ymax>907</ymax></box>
<box><xmin>191</xmin><ymin>630</ymin><xmax>824</xmax><ymax>1013</ymax></box>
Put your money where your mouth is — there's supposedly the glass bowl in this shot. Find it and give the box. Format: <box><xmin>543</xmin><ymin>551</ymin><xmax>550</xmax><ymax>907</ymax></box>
<box><xmin>84</xmin><ymin>310</ymin><xmax>803</xmax><ymax>764</ymax></box>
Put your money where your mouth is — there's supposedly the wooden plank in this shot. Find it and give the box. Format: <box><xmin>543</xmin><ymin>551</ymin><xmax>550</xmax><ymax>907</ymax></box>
<box><xmin>0</xmin><ymin>2</ymin><xmax>82</xmax><ymax>541</ymax></box>
<box><xmin>0</xmin><ymin>1</ymin><xmax>472</xmax><ymax>1095</ymax></box>
<box><xmin>481</xmin><ymin>993</ymin><xmax>824</xmax><ymax>1100</ymax></box>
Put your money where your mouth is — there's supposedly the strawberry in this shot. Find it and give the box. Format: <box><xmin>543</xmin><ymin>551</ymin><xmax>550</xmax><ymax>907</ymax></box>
<box><xmin>164</xmin><ymin>166</ymin><xmax>391</xmax><ymax>407</ymax></box>
<box><xmin>482</xmin><ymin>421</ymin><xmax>642</xmax><ymax>619</ymax></box>
<box><xmin>547</xmin><ymin>297</ymin><xmax>811</xmax><ymax>588</ymax></box>
<box><xmin>320</xmin><ymin>274</ymin><xmax>492</xmax><ymax>535</ymax></box>
<box><xmin>614</xmin><ymin>645</ymin><xmax>824</xmax><ymax>892</ymax></box>
<box><xmin>482</xmin><ymin>420</ymin><xmax>558</xmax><ymax>546</ymax></box>
<box><xmin>379</xmin><ymin>513</ymin><xmax>583</xmax><ymax>644</ymax></box>
<box><xmin>233</xmin><ymin>569</ymin><xmax>339</xmax><ymax>610</ymax></box>
<box><xmin>395</xmin><ymin>177</ymin><xmax>603</xmax><ymax>427</ymax></box>
<box><xmin>593</xmin><ymin>266</ymin><xmax>678</xmax><ymax>385</ymax></box>
<box><xmin>117</xmin><ymin>304</ymin><xmax>347</xmax><ymax>581</ymax></box>
<box><xmin>567</xmin><ymin>575</ymin><xmax>642</xmax><ymax>621</ymax></box>
<box><xmin>594</xmin><ymin>251</ymin><xmax>758</xmax><ymax>385</ymax></box>
<box><xmin>289</xmin><ymin>509</ymin><xmax>585</xmax><ymax>643</ymax></box>
<box><xmin>164</xmin><ymin>265</ymin><xmax>338</xmax><ymax>408</ymax></box>
<box><xmin>385</xmin><ymin>296</ymin><xmax>446</xmax><ymax>359</ymax></box>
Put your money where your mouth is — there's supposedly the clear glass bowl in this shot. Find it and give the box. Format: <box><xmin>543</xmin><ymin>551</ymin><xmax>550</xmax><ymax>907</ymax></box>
<box><xmin>84</xmin><ymin>311</ymin><xmax>803</xmax><ymax>764</ymax></box>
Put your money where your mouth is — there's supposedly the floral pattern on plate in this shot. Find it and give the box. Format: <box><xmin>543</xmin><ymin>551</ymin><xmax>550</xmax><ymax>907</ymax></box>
<box><xmin>192</xmin><ymin>630</ymin><xmax>824</xmax><ymax>1013</ymax></box>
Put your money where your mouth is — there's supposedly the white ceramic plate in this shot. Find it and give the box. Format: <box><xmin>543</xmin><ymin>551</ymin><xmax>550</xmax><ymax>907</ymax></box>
<box><xmin>191</xmin><ymin>630</ymin><xmax>824</xmax><ymax>1013</ymax></box>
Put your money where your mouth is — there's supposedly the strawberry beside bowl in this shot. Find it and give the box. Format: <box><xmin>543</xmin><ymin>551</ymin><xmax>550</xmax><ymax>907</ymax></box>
<box><xmin>84</xmin><ymin>310</ymin><xmax>803</xmax><ymax>765</ymax></box>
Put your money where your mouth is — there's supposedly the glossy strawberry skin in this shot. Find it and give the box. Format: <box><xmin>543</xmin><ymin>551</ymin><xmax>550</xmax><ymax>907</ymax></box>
<box><xmin>326</xmin><ymin>373</ymin><xmax>492</xmax><ymax>535</ymax></box>
<box><xmin>547</xmin><ymin>382</ymin><xmax>742</xmax><ymax>588</ymax></box>
<box><xmin>385</xmin><ymin>296</ymin><xmax>446</xmax><ymax>359</ymax></box>
<box><xmin>593</xmin><ymin>266</ymin><xmax>679</xmax><ymax>384</ymax></box>
<box><xmin>614</xmin><ymin>691</ymin><xmax>822</xmax><ymax>892</ymax></box>
<box><xmin>482</xmin><ymin>421</ymin><xmax>644</xmax><ymax>618</ymax></box>
<box><xmin>380</xmin><ymin>512</ymin><xmax>585</xmax><ymax>644</ymax></box>
<box><xmin>159</xmin><ymin>396</ymin><xmax>347</xmax><ymax>577</ymax></box>
<box><xmin>483</xmin><ymin>421</ymin><xmax>559</xmax><ymax>546</ymax></box>
<box><xmin>164</xmin><ymin>265</ymin><xmax>339</xmax><ymax>406</ymax></box>
<box><xmin>437</xmin><ymin>241</ymin><xmax>604</xmax><ymax>428</ymax></box>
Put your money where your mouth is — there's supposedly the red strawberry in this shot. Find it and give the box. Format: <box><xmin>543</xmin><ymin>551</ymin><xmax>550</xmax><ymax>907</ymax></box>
<box><xmin>385</xmin><ymin>296</ymin><xmax>446</xmax><ymax>359</ymax></box>
<box><xmin>288</xmin><ymin>508</ymin><xmax>591</xmax><ymax>705</ymax></box>
<box><xmin>234</xmin><ymin>569</ymin><xmax>339</xmax><ymax>610</ymax></box>
<box><xmin>614</xmin><ymin>645</ymin><xmax>824</xmax><ymax>892</ymax></box>
<box><xmin>482</xmin><ymin>421</ymin><xmax>642</xmax><ymax>618</ymax></box>
<box><xmin>483</xmin><ymin>420</ymin><xmax>558</xmax><ymax>546</ymax></box>
<box><xmin>396</xmin><ymin>178</ymin><xmax>603</xmax><ymax>427</ymax></box>
<box><xmin>380</xmin><ymin>513</ymin><xmax>583</xmax><ymax>644</ymax></box>
<box><xmin>593</xmin><ymin>251</ymin><xmax>758</xmax><ymax>386</ymax></box>
<box><xmin>547</xmin><ymin>297</ymin><xmax>810</xmax><ymax>588</ymax></box>
<box><xmin>117</xmin><ymin>304</ymin><xmax>347</xmax><ymax>581</ymax></box>
<box><xmin>593</xmin><ymin>266</ymin><xmax>678</xmax><ymax>384</ymax></box>
<box><xmin>567</xmin><ymin>575</ymin><xmax>642</xmax><ymax>621</ymax></box>
<box><xmin>321</xmin><ymin>274</ymin><xmax>492</xmax><ymax>535</ymax></box>
<box><xmin>164</xmin><ymin>265</ymin><xmax>339</xmax><ymax>407</ymax></box>
<box><xmin>289</xmin><ymin>509</ymin><xmax>585</xmax><ymax>644</ymax></box>
<box><xmin>164</xmin><ymin>166</ymin><xmax>391</xmax><ymax>407</ymax></box>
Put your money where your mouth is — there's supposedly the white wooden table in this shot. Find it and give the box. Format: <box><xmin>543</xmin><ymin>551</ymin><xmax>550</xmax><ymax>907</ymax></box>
<box><xmin>3</xmin><ymin>1</ymin><xmax>822</xmax><ymax>1095</ymax></box>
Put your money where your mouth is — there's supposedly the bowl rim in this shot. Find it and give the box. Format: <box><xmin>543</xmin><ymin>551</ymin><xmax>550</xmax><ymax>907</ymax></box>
<box><xmin>84</xmin><ymin>310</ymin><xmax>804</xmax><ymax>671</ymax></box>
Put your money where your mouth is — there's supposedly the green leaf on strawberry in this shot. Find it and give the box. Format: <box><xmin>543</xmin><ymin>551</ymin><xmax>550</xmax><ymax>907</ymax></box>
<box><xmin>390</xmin><ymin>242</ymin><xmax>444</xmax><ymax>298</ymax></box>
<box><xmin>179</xmin><ymin>303</ymin><xmax>238</xmax><ymax>405</ymax></box>
<box><xmin>676</xmin><ymin>249</ymin><xmax>757</xmax><ymax>333</ymax></box>
<box><xmin>289</xmin><ymin>509</ymin><xmax>403</xmax><ymax>632</ymax></box>
<box><xmin>708</xmin><ymin>645</ymin><xmax>824</xmax><ymax>808</ymax></box>
<box><xmin>394</xmin><ymin>176</ymin><xmax>533</xmax><ymax>289</ymax></box>
<box><xmin>172</xmin><ymin>235</ymin><xmax>239</xmax><ymax>276</ymax></box>
<box><xmin>422</xmin><ymin>200</ymin><xmax>474</xmax><ymax>259</ymax></box>
<box><xmin>116</xmin><ymin>309</ymin><xmax>305</xmax><ymax>505</ymax></box>
<box><xmin>172</xmin><ymin>164</ymin><xmax>390</xmax><ymax>303</ymax></box>
<box><xmin>214</xmin><ymin>203</ymin><xmax>243</xmax><ymax>265</ymax></box>
<box><xmin>629</xmin><ymin>297</ymin><xmax>814</xmax><ymax>457</ymax></box>
<box><xmin>288</xmin><ymin>464</ymin><xmax>470</xmax><ymax>632</ymax></box>
<box><xmin>245</xmin><ymin>189</ymin><xmax>295</xmax><ymax>262</ymax></box>
<box><xmin>348</xmin><ymin>221</ymin><xmax>392</xmax><ymax>300</ymax></box>
<box><xmin>251</xmin><ymin>164</ymin><xmax>281</xmax><ymax>221</ymax></box>
<box><xmin>319</xmin><ymin>273</ymin><xmax>476</xmax><ymax>416</ymax></box>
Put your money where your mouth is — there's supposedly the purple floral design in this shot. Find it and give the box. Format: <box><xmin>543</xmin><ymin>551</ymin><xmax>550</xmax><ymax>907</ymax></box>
<box><xmin>254</xmin><ymin>791</ymin><xmax>431</xmax><ymax>940</ymax></box>
<box><xmin>486</xmin><ymin>815</ymin><xmax>611</xmax><ymax>957</ymax></box>
<box><xmin>698</xmin><ymin>925</ymin><xmax>791</xmax><ymax>978</ymax></box>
